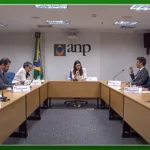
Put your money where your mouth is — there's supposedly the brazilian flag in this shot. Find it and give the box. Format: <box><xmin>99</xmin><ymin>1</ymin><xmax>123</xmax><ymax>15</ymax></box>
<box><xmin>33</xmin><ymin>32</ymin><xmax>43</xmax><ymax>79</ymax></box>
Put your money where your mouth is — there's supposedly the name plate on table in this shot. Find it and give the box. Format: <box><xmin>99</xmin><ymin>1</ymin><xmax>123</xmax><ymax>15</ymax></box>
<box><xmin>13</xmin><ymin>86</ymin><xmax>30</xmax><ymax>92</ymax></box>
<box><xmin>108</xmin><ymin>80</ymin><xmax>121</xmax><ymax>86</ymax></box>
<box><xmin>86</xmin><ymin>77</ymin><xmax>98</xmax><ymax>81</ymax></box>
<box><xmin>30</xmin><ymin>80</ymin><xmax>42</xmax><ymax>86</ymax></box>
<box><xmin>124</xmin><ymin>87</ymin><xmax>142</xmax><ymax>93</ymax></box>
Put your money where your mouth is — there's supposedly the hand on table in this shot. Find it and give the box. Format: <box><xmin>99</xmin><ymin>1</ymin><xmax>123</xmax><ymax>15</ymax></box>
<box><xmin>15</xmin><ymin>82</ymin><xmax>23</xmax><ymax>86</ymax></box>
<box><xmin>137</xmin><ymin>86</ymin><xmax>142</xmax><ymax>88</ymax></box>
<box><xmin>73</xmin><ymin>77</ymin><xmax>78</xmax><ymax>81</ymax></box>
<box><xmin>122</xmin><ymin>81</ymin><xmax>128</xmax><ymax>85</ymax></box>
<box><xmin>81</xmin><ymin>78</ymin><xmax>86</xmax><ymax>81</ymax></box>
<box><xmin>142</xmin><ymin>88</ymin><xmax>148</xmax><ymax>91</ymax></box>
<box><xmin>121</xmin><ymin>82</ymin><xmax>130</xmax><ymax>87</ymax></box>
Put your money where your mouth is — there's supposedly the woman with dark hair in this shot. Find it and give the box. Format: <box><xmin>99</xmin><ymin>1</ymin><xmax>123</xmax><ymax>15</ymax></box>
<box><xmin>70</xmin><ymin>60</ymin><xmax>87</xmax><ymax>107</ymax></box>
<box><xmin>71</xmin><ymin>60</ymin><xmax>87</xmax><ymax>81</ymax></box>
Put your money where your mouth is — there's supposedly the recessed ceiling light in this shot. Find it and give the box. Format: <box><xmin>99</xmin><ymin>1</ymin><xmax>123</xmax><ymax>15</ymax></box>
<box><xmin>37</xmin><ymin>25</ymin><xmax>53</xmax><ymax>28</ymax></box>
<box><xmin>114</xmin><ymin>21</ymin><xmax>138</xmax><ymax>26</ymax></box>
<box><xmin>31</xmin><ymin>16</ymin><xmax>40</xmax><ymax>19</ymax></box>
<box><xmin>46</xmin><ymin>20</ymin><xmax>70</xmax><ymax>25</ymax></box>
<box><xmin>35</xmin><ymin>5</ymin><xmax>68</xmax><ymax>9</ymax></box>
<box><xmin>0</xmin><ymin>23</ymin><xmax>8</xmax><ymax>27</ymax></box>
<box><xmin>130</xmin><ymin>5</ymin><xmax>150</xmax><ymax>11</ymax></box>
<box><xmin>122</xmin><ymin>16</ymin><xmax>132</xmax><ymax>19</ymax></box>
<box><xmin>92</xmin><ymin>14</ymin><xmax>97</xmax><ymax>18</ymax></box>
<box><xmin>120</xmin><ymin>26</ymin><xmax>135</xmax><ymax>29</ymax></box>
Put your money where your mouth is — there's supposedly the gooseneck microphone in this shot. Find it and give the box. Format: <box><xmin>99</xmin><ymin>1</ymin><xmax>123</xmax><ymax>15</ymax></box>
<box><xmin>113</xmin><ymin>69</ymin><xmax>125</xmax><ymax>80</ymax></box>
<box><xmin>2</xmin><ymin>90</ymin><xmax>4</xmax><ymax>97</ymax></box>
<box><xmin>0</xmin><ymin>90</ymin><xmax>9</xmax><ymax>101</ymax></box>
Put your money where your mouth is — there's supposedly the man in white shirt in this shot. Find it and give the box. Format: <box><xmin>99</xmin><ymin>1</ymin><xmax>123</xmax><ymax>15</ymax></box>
<box><xmin>12</xmin><ymin>61</ymin><xmax>33</xmax><ymax>85</ymax></box>
<box><xmin>129</xmin><ymin>57</ymin><xmax>149</xmax><ymax>86</ymax></box>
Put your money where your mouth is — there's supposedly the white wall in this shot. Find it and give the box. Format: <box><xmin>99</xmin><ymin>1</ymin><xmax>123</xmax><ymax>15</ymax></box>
<box><xmin>45</xmin><ymin>32</ymin><xmax>149</xmax><ymax>81</ymax></box>
<box><xmin>100</xmin><ymin>33</ymin><xmax>149</xmax><ymax>81</ymax></box>
<box><xmin>0</xmin><ymin>32</ymin><xmax>45</xmax><ymax>73</ymax></box>
<box><xmin>45</xmin><ymin>32</ymin><xmax>100</xmax><ymax>80</ymax></box>
<box><xmin>0</xmin><ymin>32</ymin><xmax>149</xmax><ymax>81</ymax></box>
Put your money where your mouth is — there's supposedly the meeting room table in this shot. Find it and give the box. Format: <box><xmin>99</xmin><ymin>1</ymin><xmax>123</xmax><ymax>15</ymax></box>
<box><xmin>0</xmin><ymin>80</ymin><xmax>150</xmax><ymax>144</ymax></box>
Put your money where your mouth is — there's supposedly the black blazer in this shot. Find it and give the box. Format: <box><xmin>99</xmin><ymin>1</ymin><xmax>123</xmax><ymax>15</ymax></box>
<box><xmin>143</xmin><ymin>76</ymin><xmax>150</xmax><ymax>90</ymax></box>
<box><xmin>130</xmin><ymin>67</ymin><xmax>149</xmax><ymax>86</ymax></box>
<box><xmin>0</xmin><ymin>70</ymin><xmax>13</xmax><ymax>90</ymax></box>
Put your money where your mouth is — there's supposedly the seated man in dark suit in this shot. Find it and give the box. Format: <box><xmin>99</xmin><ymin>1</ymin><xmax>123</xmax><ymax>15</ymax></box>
<box><xmin>142</xmin><ymin>78</ymin><xmax>150</xmax><ymax>91</ymax></box>
<box><xmin>129</xmin><ymin>57</ymin><xmax>149</xmax><ymax>86</ymax></box>
<box><xmin>142</xmin><ymin>84</ymin><xmax>150</xmax><ymax>91</ymax></box>
<box><xmin>0</xmin><ymin>58</ymin><xmax>14</xmax><ymax>89</ymax></box>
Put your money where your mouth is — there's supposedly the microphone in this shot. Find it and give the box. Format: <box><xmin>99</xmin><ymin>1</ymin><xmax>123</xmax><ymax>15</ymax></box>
<box><xmin>76</xmin><ymin>71</ymin><xmax>79</xmax><ymax>76</ymax></box>
<box><xmin>2</xmin><ymin>90</ymin><xmax>4</xmax><ymax>97</ymax></box>
<box><xmin>0</xmin><ymin>90</ymin><xmax>9</xmax><ymax>102</ymax></box>
<box><xmin>113</xmin><ymin>69</ymin><xmax>125</xmax><ymax>80</ymax></box>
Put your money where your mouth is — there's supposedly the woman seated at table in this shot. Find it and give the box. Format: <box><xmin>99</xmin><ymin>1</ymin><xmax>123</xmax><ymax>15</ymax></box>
<box><xmin>71</xmin><ymin>60</ymin><xmax>87</xmax><ymax>81</ymax></box>
<box><xmin>70</xmin><ymin>60</ymin><xmax>87</xmax><ymax>107</ymax></box>
<box><xmin>12</xmin><ymin>61</ymin><xmax>33</xmax><ymax>85</ymax></box>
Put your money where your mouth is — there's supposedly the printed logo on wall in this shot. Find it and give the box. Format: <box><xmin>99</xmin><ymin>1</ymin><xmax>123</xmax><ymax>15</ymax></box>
<box><xmin>54</xmin><ymin>44</ymin><xmax>66</xmax><ymax>56</ymax></box>
<box><xmin>54</xmin><ymin>44</ymin><xmax>91</xmax><ymax>56</ymax></box>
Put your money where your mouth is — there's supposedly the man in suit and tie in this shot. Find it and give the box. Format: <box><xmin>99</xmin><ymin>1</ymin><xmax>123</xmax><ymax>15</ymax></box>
<box><xmin>0</xmin><ymin>58</ymin><xmax>14</xmax><ymax>89</ymax></box>
<box><xmin>129</xmin><ymin>57</ymin><xmax>149</xmax><ymax>86</ymax></box>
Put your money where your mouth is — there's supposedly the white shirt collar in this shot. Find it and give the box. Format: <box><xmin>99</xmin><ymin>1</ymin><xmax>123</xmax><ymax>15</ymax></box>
<box><xmin>0</xmin><ymin>69</ymin><xmax>3</xmax><ymax>73</ymax></box>
<box><xmin>139</xmin><ymin>67</ymin><xmax>144</xmax><ymax>71</ymax></box>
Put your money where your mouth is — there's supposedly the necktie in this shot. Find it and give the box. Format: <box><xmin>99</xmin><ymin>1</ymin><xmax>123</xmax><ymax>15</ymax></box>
<box><xmin>135</xmin><ymin>70</ymin><xmax>141</xmax><ymax>79</ymax></box>
<box><xmin>2</xmin><ymin>72</ymin><xmax>5</xmax><ymax>79</ymax></box>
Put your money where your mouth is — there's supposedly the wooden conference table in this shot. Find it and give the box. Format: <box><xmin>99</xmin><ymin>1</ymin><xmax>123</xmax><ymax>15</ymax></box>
<box><xmin>100</xmin><ymin>80</ymin><xmax>150</xmax><ymax>143</ymax></box>
<box><xmin>0</xmin><ymin>81</ymin><xmax>48</xmax><ymax>144</ymax></box>
<box><xmin>0</xmin><ymin>80</ymin><xmax>150</xmax><ymax>144</ymax></box>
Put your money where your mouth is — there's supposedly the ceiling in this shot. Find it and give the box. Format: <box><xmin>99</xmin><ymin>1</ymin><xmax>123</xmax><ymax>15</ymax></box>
<box><xmin>0</xmin><ymin>5</ymin><xmax>150</xmax><ymax>33</ymax></box>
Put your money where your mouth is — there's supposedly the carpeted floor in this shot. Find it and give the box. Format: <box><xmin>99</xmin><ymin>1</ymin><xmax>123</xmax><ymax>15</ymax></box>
<box><xmin>4</xmin><ymin>100</ymin><xmax>147</xmax><ymax>145</ymax></box>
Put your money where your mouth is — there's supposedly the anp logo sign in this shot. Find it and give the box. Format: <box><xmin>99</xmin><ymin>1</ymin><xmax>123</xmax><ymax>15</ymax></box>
<box><xmin>54</xmin><ymin>44</ymin><xmax>66</xmax><ymax>56</ymax></box>
<box><xmin>54</xmin><ymin>44</ymin><xmax>91</xmax><ymax>56</ymax></box>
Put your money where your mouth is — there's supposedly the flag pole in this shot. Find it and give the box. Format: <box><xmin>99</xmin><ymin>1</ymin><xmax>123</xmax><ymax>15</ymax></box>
<box><xmin>34</xmin><ymin>32</ymin><xmax>43</xmax><ymax>80</ymax></box>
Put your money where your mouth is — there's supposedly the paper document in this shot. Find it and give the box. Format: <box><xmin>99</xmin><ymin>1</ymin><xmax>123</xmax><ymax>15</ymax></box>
<box><xmin>109</xmin><ymin>86</ymin><xmax>121</xmax><ymax>90</ymax></box>
<box><xmin>108</xmin><ymin>80</ymin><xmax>121</xmax><ymax>86</ymax></box>
<box><xmin>142</xmin><ymin>91</ymin><xmax>150</xmax><ymax>94</ymax></box>
<box><xmin>31</xmin><ymin>80</ymin><xmax>42</xmax><ymax>86</ymax></box>
<box><xmin>124</xmin><ymin>87</ymin><xmax>142</xmax><ymax>93</ymax></box>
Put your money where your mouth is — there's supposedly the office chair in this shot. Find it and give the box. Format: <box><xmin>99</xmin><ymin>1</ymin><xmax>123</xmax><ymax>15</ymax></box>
<box><xmin>6</xmin><ymin>72</ymin><xmax>15</xmax><ymax>84</ymax></box>
<box><xmin>64</xmin><ymin>71</ymin><xmax>88</xmax><ymax>107</ymax></box>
